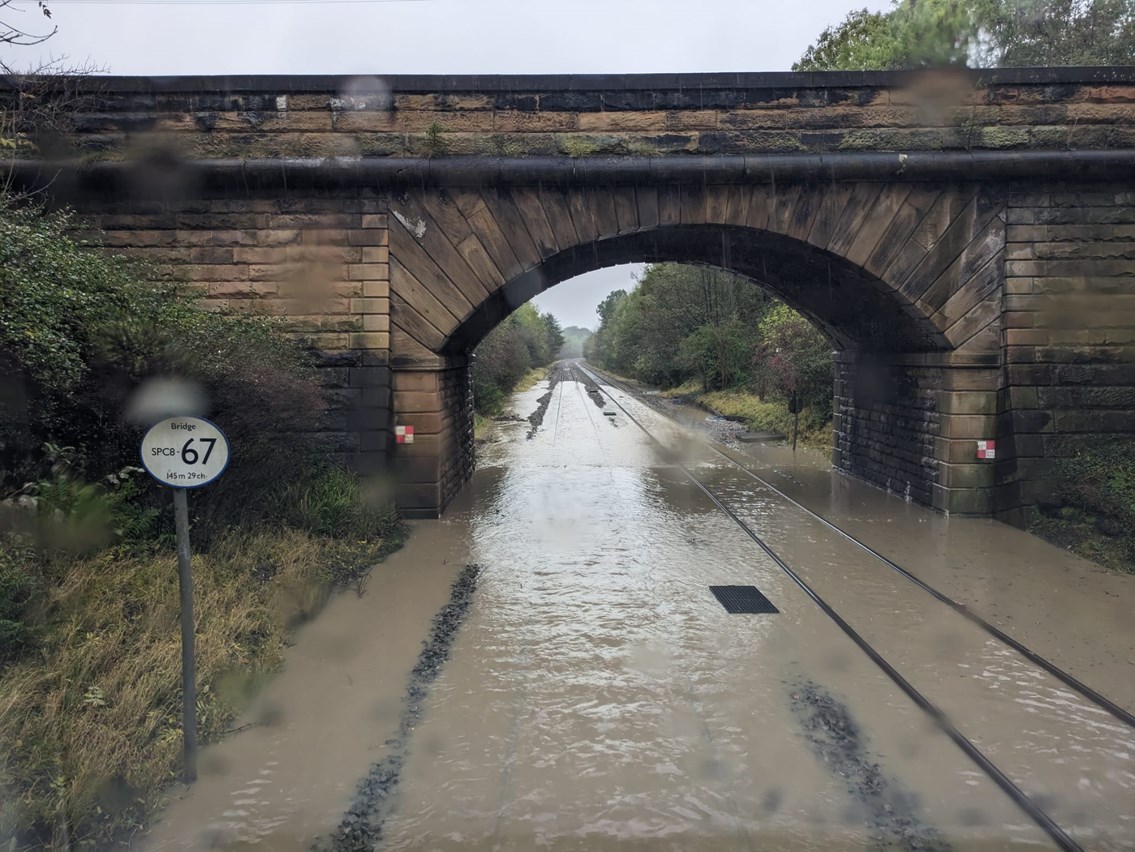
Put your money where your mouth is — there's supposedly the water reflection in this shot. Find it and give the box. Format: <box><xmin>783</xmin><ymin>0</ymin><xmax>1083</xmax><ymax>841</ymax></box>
<box><xmin>380</xmin><ymin>376</ymin><xmax>1051</xmax><ymax>850</ymax></box>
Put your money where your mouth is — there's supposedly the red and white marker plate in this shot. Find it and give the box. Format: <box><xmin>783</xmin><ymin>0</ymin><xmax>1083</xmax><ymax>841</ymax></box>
<box><xmin>977</xmin><ymin>439</ymin><xmax>996</xmax><ymax>460</ymax></box>
<box><xmin>395</xmin><ymin>424</ymin><xmax>415</xmax><ymax>444</ymax></box>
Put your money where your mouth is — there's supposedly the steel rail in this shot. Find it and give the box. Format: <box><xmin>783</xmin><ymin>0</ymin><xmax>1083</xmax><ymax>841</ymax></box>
<box><xmin>575</xmin><ymin>362</ymin><xmax>1083</xmax><ymax>852</ymax></box>
<box><xmin>587</xmin><ymin>363</ymin><xmax>1135</xmax><ymax>732</ymax></box>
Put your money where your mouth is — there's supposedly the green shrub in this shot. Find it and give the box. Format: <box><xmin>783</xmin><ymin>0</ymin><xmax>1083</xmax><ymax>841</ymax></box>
<box><xmin>1052</xmin><ymin>441</ymin><xmax>1135</xmax><ymax>527</ymax></box>
<box><xmin>0</xmin><ymin>542</ymin><xmax>41</xmax><ymax>664</ymax></box>
<box><xmin>472</xmin><ymin>303</ymin><xmax>562</xmax><ymax>415</ymax></box>
<box><xmin>0</xmin><ymin>201</ymin><xmax>328</xmax><ymax>543</ymax></box>
<box><xmin>697</xmin><ymin>389</ymin><xmax>832</xmax><ymax>449</ymax></box>
<box><xmin>278</xmin><ymin>467</ymin><xmax>397</xmax><ymax>542</ymax></box>
<box><xmin>1032</xmin><ymin>440</ymin><xmax>1135</xmax><ymax>572</ymax></box>
<box><xmin>0</xmin><ymin>201</ymin><xmax>407</xmax><ymax>846</ymax></box>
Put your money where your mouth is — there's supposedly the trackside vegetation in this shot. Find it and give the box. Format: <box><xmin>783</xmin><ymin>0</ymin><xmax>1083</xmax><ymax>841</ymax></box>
<box><xmin>1031</xmin><ymin>443</ymin><xmax>1135</xmax><ymax>574</ymax></box>
<box><xmin>584</xmin><ymin>264</ymin><xmax>834</xmax><ymax>449</ymax></box>
<box><xmin>795</xmin><ymin>0</ymin><xmax>1135</xmax><ymax>71</ymax></box>
<box><xmin>472</xmin><ymin>303</ymin><xmax>564</xmax><ymax>417</ymax></box>
<box><xmin>0</xmin><ymin>200</ymin><xmax>403</xmax><ymax>847</ymax></box>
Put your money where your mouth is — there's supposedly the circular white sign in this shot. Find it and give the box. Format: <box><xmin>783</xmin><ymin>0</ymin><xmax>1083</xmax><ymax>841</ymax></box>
<box><xmin>140</xmin><ymin>417</ymin><xmax>230</xmax><ymax>488</ymax></box>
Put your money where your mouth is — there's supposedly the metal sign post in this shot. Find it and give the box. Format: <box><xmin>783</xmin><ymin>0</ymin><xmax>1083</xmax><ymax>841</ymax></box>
<box><xmin>140</xmin><ymin>416</ymin><xmax>230</xmax><ymax>784</ymax></box>
<box><xmin>171</xmin><ymin>487</ymin><xmax>197</xmax><ymax>782</ymax></box>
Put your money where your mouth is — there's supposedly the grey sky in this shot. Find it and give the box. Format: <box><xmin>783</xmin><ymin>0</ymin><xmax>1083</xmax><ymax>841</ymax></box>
<box><xmin>3</xmin><ymin>0</ymin><xmax>889</xmax><ymax>327</ymax></box>
<box><xmin>535</xmin><ymin>266</ymin><xmax>643</xmax><ymax>331</ymax></box>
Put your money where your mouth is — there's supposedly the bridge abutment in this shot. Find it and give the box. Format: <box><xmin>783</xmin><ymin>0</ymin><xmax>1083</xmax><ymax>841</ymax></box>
<box><xmin>834</xmin><ymin>352</ymin><xmax>1000</xmax><ymax>515</ymax></box>
<box><xmin>391</xmin><ymin>361</ymin><xmax>475</xmax><ymax>518</ymax></box>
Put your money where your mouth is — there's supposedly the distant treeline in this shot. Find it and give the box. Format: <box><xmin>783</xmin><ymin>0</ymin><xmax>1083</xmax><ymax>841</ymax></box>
<box><xmin>558</xmin><ymin>326</ymin><xmax>593</xmax><ymax>359</ymax></box>
<box><xmin>472</xmin><ymin>303</ymin><xmax>564</xmax><ymax>414</ymax></box>
<box><xmin>584</xmin><ymin>263</ymin><xmax>834</xmax><ymax>434</ymax></box>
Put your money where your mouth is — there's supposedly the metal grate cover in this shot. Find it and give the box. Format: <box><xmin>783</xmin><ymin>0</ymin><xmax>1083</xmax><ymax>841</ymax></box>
<box><xmin>710</xmin><ymin>585</ymin><xmax>779</xmax><ymax>614</ymax></box>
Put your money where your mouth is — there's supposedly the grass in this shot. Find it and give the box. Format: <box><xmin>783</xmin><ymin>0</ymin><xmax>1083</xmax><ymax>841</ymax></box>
<box><xmin>473</xmin><ymin>412</ymin><xmax>493</xmax><ymax>443</ymax></box>
<box><xmin>662</xmin><ymin>383</ymin><xmax>832</xmax><ymax>450</ymax></box>
<box><xmin>1030</xmin><ymin>508</ymin><xmax>1134</xmax><ymax>574</ymax></box>
<box><xmin>659</xmin><ymin>378</ymin><xmax>703</xmax><ymax>399</ymax></box>
<box><xmin>0</xmin><ymin>489</ymin><xmax>402</xmax><ymax>847</ymax></box>
<box><xmin>514</xmin><ymin>366</ymin><xmax>549</xmax><ymax>394</ymax></box>
<box><xmin>1028</xmin><ymin>441</ymin><xmax>1135</xmax><ymax>574</ymax></box>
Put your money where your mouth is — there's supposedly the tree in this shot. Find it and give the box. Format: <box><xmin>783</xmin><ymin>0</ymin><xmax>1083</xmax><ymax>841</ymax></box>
<box><xmin>584</xmin><ymin>289</ymin><xmax>629</xmax><ymax>368</ymax></box>
<box><xmin>596</xmin><ymin>289</ymin><xmax>627</xmax><ymax>325</ymax></box>
<box><xmin>1</xmin><ymin>1</ymin><xmax>53</xmax><ymax>53</ymax></box>
<box><xmin>994</xmin><ymin>0</ymin><xmax>1135</xmax><ymax>65</ymax></box>
<box><xmin>540</xmin><ymin>312</ymin><xmax>565</xmax><ymax>359</ymax></box>
<box><xmin>794</xmin><ymin>1</ymin><xmax>1135</xmax><ymax>70</ymax></box>
<box><xmin>584</xmin><ymin>264</ymin><xmax>836</xmax><ymax>445</ymax></box>
<box><xmin>586</xmin><ymin>266</ymin><xmax>773</xmax><ymax>387</ymax></box>
<box><xmin>758</xmin><ymin>305</ymin><xmax>833</xmax><ymax>450</ymax></box>
<box><xmin>1</xmin><ymin>1</ymin><xmax>105</xmax><ymax>175</ymax></box>
<box><xmin>471</xmin><ymin>304</ymin><xmax>566</xmax><ymax>415</ymax></box>
<box><xmin>677</xmin><ymin>319</ymin><xmax>753</xmax><ymax>392</ymax></box>
<box><xmin>558</xmin><ymin>326</ymin><xmax>592</xmax><ymax>359</ymax></box>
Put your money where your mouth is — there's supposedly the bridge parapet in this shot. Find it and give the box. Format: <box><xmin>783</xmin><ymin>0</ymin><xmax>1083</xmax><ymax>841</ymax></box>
<box><xmin>10</xmin><ymin>67</ymin><xmax>1135</xmax><ymax>164</ymax></box>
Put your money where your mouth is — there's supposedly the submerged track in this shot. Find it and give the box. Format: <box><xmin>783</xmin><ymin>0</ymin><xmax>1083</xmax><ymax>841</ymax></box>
<box><xmin>574</xmin><ymin>361</ymin><xmax>1114</xmax><ymax>852</ymax></box>
<box><xmin>583</xmin><ymin>363</ymin><xmax>1135</xmax><ymax>731</ymax></box>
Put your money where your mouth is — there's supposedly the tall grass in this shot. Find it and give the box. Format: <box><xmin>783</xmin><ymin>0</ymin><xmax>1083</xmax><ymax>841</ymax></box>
<box><xmin>0</xmin><ymin>468</ymin><xmax>403</xmax><ymax>848</ymax></box>
<box><xmin>663</xmin><ymin>384</ymin><xmax>832</xmax><ymax>450</ymax></box>
<box><xmin>277</xmin><ymin>467</ymin><xmax>397</xmax><ymax>542</ymax></box>
<box><xmin>0</xmin><ymin>530</ymin><xmax>328</xmax><ymax>846</ymax></box>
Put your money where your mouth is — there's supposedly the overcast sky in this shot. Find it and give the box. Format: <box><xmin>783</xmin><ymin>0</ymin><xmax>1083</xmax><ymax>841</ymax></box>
<box><xmin>2</xmin><ymin>0</ymin><xmax>889</xmax><ymax>327</ymax></box>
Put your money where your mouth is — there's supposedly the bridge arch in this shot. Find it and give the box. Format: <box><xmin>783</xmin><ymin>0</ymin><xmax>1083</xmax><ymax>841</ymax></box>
<box><xmin>440</xmin><ymin>225</ymin><xmax>952</xmax><ymax>356</ymax></box>
<box><xmin>386</xmin><ymin>182</ymin><xmax>1006</xmax><ymax>516</ymax></box>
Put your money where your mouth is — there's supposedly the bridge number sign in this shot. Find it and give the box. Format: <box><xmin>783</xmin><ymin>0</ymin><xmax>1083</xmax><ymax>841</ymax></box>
<box><xmin>141</xmin><ymin>417</ymin><xmax>230</xmax><ymax>488</ymax></box>
<box><xmin>139</xmin><ymin>416</ymin><xmax>230</xmax><ymax>784</ymax></box>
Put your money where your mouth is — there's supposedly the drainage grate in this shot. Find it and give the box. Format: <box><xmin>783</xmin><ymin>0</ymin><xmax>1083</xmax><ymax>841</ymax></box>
<box><xmin>710</xmin><ymin>585</ymin><xmax>779</xmax><ymax>614</ymax></box>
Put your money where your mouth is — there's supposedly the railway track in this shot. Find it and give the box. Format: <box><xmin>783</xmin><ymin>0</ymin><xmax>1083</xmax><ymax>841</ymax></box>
<box><xmin>573</xmin><ymin>361</ymin><xmax>1135</xmax><ymax>852</ymax></box>
<box><xmin>579</xmin><ymin>363</ymin><xmax>1135</xmax><ymax>730</ymax></box>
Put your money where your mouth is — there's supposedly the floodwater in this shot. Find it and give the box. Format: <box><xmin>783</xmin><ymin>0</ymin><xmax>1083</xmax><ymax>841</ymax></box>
<box><xmin>142</xmin><ymin>365</ymin><xmax>1134</xmax><ymax>851</ymax></box>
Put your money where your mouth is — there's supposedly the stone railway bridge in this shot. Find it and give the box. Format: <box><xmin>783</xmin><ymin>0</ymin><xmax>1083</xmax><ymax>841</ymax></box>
<box><xmin>7</xmin><ymin>68</ymin><xmax>1135</xmax><ymax>519</ymax></box>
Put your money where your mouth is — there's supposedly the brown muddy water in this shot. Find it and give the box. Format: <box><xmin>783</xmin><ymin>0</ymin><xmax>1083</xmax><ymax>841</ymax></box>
<box><xmin>141</xmin><ymin>364</ymin><xmax>1133</xmax><ymax>851</ymax></box>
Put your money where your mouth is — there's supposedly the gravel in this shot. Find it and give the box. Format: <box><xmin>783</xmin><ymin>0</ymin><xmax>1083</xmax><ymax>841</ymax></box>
<box><xmin>321</xmin><ymin>564</ymin><xmax>482</xmax><ymax>852</ymax></box>
<box><xmin>526</xmin><ymin>365</ymin><xmax>566</xmax><ymax>439</ymax></box>
<box><xmin>789</xmin><ymin>679</ymin><xmax>951</xmax><ymax>851</ymax></box>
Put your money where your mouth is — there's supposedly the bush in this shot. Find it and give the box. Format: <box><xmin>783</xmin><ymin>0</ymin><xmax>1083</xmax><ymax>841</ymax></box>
<box><xmin>0</xmin><ymin>543</ymin><xmax>40</xmax><ymax>664</ymax></box>
<box><xmin>0</xmin><ymin>202</ymin><xmax>327</xmax><ymax>543</ymax></box>
<box><xmin>1032</xmin><ymin>440</ymin><xmax>1135</xmax><ymax>572</ymax></box>
<box><xmin>472</xmin><ymin>303</ymin><xmax>562</xmax><ymax>415</ymax></box>
<box><xmin>0</xmin><ymin>201</ymin><xmax>407</xmax><ymax>845</ymax></box>
<box><xmin>278</xmin><ymin>466</ymin><xmax>397</xmax><ymax>541</ymax></box>
<box><xmin>1052</xmin><ymin>441</ymin><xmax>1135</xmax><ymax>527</ymax></box>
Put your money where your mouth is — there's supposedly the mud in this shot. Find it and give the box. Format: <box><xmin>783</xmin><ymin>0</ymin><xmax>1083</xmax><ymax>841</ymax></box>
<box><xmin>789</xmin><ymin>680</ymin><xmax>949</xmax><ymax>852</ymax></box>
<box><xmin>322</xmin><ymin>564</ymin><xmax>481</xmax><ymax>852</ymax></box>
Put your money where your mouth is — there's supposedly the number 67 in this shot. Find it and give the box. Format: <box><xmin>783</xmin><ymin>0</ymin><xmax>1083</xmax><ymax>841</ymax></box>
<box><xmin>181</xmin><ymin>438</ymin><xmax>216</xmax><ymax>465</ymax></box>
